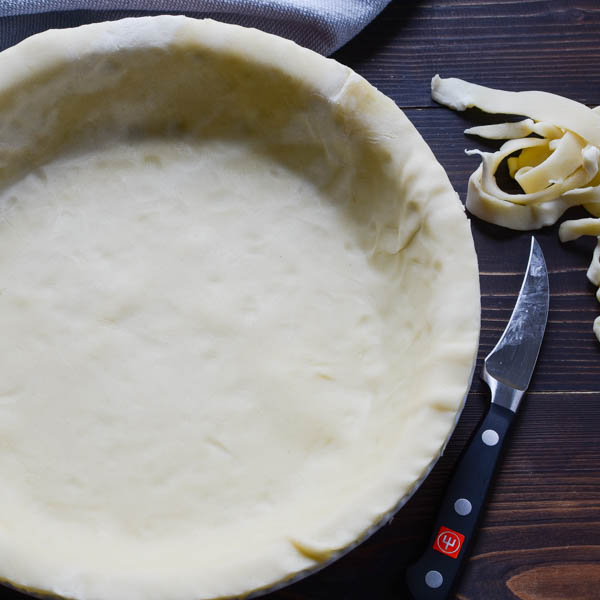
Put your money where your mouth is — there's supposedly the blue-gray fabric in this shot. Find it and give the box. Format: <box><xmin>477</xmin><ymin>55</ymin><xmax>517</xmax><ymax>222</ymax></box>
<box><xmin>0</xmin><ymin>0</ymin><xmax>390</xmax><ymax>54</ymax></box>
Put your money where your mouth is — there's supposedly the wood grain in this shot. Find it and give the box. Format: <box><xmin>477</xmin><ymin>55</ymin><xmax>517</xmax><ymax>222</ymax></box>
<box><xmin>0</xmin><ymin>2</ymin><xmax>599</xmax><ymax>600</ymax></box>
<box><xmin>334</xmin><ymin>0</ymin><xmax>600</xmax><ymax>108</ymax></box>
<box><xmin>506</xmin><ymin>560</ymin><xmax>600</xmax><ymax>600</ymax></box>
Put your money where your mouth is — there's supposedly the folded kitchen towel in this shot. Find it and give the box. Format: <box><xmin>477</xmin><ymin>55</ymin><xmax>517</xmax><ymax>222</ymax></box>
<box><xmin>0</xmin><ymin>0</ymin><xmax>390</xmax><ymax>54</ymax></box>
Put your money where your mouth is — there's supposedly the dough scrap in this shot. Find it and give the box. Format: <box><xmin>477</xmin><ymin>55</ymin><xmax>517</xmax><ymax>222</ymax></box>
<box><xmin>432</xmin><ymin>75</ymin><xmax>600</xmax><ymax>341</ymax></box>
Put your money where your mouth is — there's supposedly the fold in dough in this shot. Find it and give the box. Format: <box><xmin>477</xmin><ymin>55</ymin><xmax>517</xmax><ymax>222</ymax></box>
<box><xmin>0</xmin><ymin>19</ymin><xmax>479</xmax><ymax>600</ymax></box>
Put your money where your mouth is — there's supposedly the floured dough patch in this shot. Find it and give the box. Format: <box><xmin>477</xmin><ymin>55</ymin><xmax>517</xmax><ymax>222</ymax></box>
<box><xmin>0</xmin><ymin>136</ymin><xmax>399</xmax><ymax>536</ymax></box>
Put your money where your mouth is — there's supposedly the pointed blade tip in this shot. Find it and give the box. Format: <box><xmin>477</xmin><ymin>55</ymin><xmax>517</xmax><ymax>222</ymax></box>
<box><xmin>484</xmin><ymin>237</ymin><xmax>549</xmax><ymax>391</ymax></box>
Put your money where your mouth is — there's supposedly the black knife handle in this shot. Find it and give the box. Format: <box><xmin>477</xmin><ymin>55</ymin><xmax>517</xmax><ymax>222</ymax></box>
<box><xmin>406</xmin><ymin>402</ymin><xmax>516</xmax><ymax>600</ymax></box>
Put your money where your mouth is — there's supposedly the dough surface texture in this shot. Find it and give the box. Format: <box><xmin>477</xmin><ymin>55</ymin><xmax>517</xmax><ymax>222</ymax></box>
<box><xmin>0</xmin><ymin>18</ymin><xmax>480</xmax><ymax>600</ymax></box>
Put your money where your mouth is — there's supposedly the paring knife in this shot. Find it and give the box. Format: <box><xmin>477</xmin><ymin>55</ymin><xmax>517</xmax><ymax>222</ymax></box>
<box><xmin>406</xmin><ymin>237</ymin><xmax>549</xmax><ymax>600</ymax></box>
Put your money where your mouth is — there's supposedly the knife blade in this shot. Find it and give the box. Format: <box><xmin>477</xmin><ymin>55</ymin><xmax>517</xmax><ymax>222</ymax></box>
<box><xmin>405</xmin><ymin>237</ymin><xmax>549</xmax><ymax>600</ymax></box>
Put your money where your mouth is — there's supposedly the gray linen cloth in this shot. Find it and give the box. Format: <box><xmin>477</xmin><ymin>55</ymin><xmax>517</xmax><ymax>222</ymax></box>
<box><xmin>0</xmin><ymin>0</ymin><xmax>390</xmax><ymax>54</ymax></box>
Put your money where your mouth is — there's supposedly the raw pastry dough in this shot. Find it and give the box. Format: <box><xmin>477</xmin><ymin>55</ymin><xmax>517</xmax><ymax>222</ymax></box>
<box><xmin>0</xmin><ymin>18</ymin><xmax>480</xmax><ymax>600</ymax></box>
<box><xmin>431</xmin><ymin>75</ymin><xmax>600</xmax><ymax>229</ymax></box>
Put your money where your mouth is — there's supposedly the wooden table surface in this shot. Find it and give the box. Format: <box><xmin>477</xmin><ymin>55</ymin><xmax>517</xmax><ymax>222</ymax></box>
<box><xmin>1</xmin><ymin>2</ymin><xmax>599</xmax><ymax>600</ymax></box>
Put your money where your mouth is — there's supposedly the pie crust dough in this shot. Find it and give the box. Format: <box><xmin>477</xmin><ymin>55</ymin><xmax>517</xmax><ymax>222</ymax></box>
<box><xmin>0</xmin><ymin>17</ymin><xmax>480</xmax><ymax>600</ymax></box>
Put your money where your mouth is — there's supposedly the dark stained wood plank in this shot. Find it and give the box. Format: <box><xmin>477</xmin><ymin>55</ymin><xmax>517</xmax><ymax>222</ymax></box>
<box><xmin>460</xmin><ymin>548</ymin><xmax>600</xmax><ymax>600</ymax></box>
<box><xmin>334</xmin><ymin>0</ymin><xmax>600</xmax><ymax>108</ymax></box>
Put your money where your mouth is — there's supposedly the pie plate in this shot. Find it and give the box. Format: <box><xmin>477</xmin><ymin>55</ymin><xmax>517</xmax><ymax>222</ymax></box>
<box><xmin>0</xmin><ymin>17</ymin><xmax>480</xmax><ymax>600</ymax></box>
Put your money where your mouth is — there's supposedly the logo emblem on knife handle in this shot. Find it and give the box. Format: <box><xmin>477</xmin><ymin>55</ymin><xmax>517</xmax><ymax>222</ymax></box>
<box><xmin>433</xmin><ymin>527</ymin><xmax>464</xmax><ymax>559</ymax></box>
<box><xmin>406</xmin><ymin>238</ymin><xmax>549</xmax><ymax>600</ymax></box>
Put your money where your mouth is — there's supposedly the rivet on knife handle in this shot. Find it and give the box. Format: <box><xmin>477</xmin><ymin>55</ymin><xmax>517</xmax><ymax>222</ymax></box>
<box><xmin>406</xmin><ymin>238</ymin><xmax>549</xmax><ymax>600</ymax></box>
